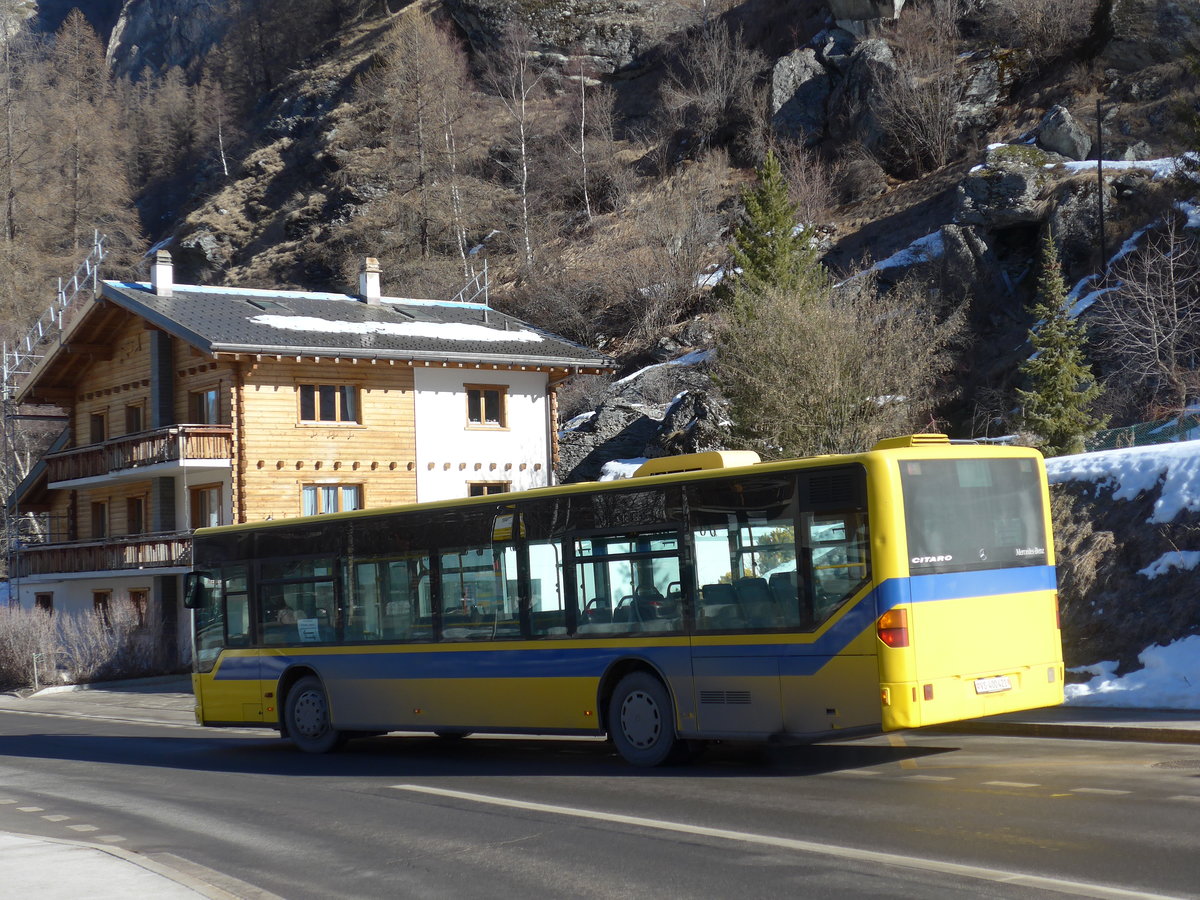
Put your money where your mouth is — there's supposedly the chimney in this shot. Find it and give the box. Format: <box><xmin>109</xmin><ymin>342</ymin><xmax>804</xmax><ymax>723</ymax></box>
<box><xmin>151</xmin><ymin>250</ymin><xmax>173</xmax><ymax>297</ymax></box>
<box><xmin>359</xmin><ymin>257</ymin><xmax>381</xmax><ymax>306</ymax></box>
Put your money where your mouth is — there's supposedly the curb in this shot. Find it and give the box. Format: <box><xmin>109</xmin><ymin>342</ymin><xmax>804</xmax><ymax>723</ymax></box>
<box><xmin>933</xmin><ymin>719</ymin><xmax>1200</xmax><ymax>745</ymax></box>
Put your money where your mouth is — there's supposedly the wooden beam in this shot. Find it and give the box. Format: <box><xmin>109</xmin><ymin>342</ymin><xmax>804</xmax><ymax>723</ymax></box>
<box><xmin>64</xmin><ymin>342</ymin><xmax>112</xmax><ymax>359</ymax></box>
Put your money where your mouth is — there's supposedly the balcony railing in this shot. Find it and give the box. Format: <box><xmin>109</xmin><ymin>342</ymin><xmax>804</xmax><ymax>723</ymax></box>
<box><xmin>46</xmin><ymin>424</ymin><xmax>233</xmax><ymax>483</ymax></box>
<box><xmin>11</xmin><ymin>531</ymin><xmax>193</xmax><ymax>577</ymax></box>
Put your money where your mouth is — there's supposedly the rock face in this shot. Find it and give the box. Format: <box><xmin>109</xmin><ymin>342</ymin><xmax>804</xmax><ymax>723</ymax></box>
<box><xmin>826</xmin><ymin>38</ymin><xmax>897</xmax><ymax>154</ymax></box>
<box><xmin>106</xmin><ymin>0</ymin><xmax>231</xmax><ymax>79</ymax></box>
<box><xmin>443</xmin><ymin>0</ymin><xmax>689</xmax><ymax>73</ymax></box>
<box><xmin>1037</xmin><ymin>105</ymin><xmax>1092</xmax><ymax>161</ymax></box>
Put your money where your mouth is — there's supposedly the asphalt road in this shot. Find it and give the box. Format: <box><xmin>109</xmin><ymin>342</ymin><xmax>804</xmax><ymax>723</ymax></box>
<box><xmin>1</xmin><ymin>705</ymin><xmax>1199</xmax><ymax>899</ymax></box>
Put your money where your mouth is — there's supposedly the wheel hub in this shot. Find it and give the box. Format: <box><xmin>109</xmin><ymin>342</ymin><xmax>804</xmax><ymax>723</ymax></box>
<box><xmin>620</xmin><ymin>689</ymin><xmax>661</xmax><ymax>749</ymax></box>
<box><xmin>293</xmin><ymin>689</ymin><xmax>328</xmax><ymax>738</ymax></box>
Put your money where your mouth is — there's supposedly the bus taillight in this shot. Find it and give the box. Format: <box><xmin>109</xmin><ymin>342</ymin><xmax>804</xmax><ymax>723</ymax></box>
<box><xmin>878</xmin><ymin>608</ymin><xmax>909</xmax><ymax>648</ymax></box>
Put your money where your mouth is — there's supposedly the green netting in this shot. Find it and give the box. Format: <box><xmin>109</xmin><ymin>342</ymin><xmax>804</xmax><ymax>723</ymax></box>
<box><xmin>1085</xmin><ymin>415</ymin><xmax>1200</xmax><ymax>451</ymax></box>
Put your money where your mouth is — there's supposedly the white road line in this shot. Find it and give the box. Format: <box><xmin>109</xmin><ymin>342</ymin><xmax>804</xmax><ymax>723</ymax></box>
<box><xmin>1070</xmin><ymin>788</ymin><xmax>1132</xmax><ymax>796</ymax></box>
<box><xmin>16</xmin><ymin>806</ymin><xmax>43</xmax><ymax>812</ymax></box>
<box><xmin>903</xmin><ymin>774</ymin><xmax>955</xmax><ymax>782</ymax></box>
<box><xmin>837</xmin><ymin>769</ymin><xmax>882</xmax><ymax>776</ymax></box>
<box><xmin>67</xmin><ymin>824</ymin><xmax>99</xmax><ymax>832</ymax></box>
<box><xmin>1168</xmin><ymin>795</ymin><xmax>1200</xmax><ymax>803</ymax></box>
<box><xmin>0</xmin><ymin>799</ymin><xmax>17</xmax><ymax>803</ymax></box>
<box><xmin>390</xmin><ymin>784</ymin><xmax>1186</xmax><ymax>900</ymax></box>
<box><xmin>41</xmin><ymin>815</ymin><xmax>70</xmax><ymax>822</ymax></box>
<box><xmin>983</xmin><ymin>781</ymin><xmax>1040</xmax><ymax>788</ymax></box>
<box><xmin>97</xmin><ymin>835</ymin><xmax>127</xmax><ymax>843</ymax></box>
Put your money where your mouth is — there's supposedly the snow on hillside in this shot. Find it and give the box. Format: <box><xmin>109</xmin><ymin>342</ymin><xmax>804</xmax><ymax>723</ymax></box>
<box><xmin>1047</xmin><ymin>441</ymin><xmax>1200</xmax><ymax>710</ymax></box>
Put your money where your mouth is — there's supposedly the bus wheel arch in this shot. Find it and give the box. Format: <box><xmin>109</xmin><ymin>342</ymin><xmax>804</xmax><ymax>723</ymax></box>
<box><xmin>279</xmin><ymin>669</ymin><xmax>345</xmax><ymax>753</ymax></box>
<box><xmin>600</xmin><ymin>661</ymin><xmax>680</xmax><ymax>767</ymax></box>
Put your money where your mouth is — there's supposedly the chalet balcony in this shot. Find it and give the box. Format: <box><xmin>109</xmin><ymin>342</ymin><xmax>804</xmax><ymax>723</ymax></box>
<box><xmin>46</xmin><ymin>425</ymin><xmax>233</xmax><ymax>487</ymax></box>
<box><xmin>11</xmin><ymin>531</ymin><xmax>193</xmax><ymax>578</ymax></box>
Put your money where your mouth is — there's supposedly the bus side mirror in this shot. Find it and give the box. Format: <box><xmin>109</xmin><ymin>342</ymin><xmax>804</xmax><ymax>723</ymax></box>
<box><xmin>184</xmin><ymin>571</ymin><xmax>213</xmax><ymax>609</ymax></box>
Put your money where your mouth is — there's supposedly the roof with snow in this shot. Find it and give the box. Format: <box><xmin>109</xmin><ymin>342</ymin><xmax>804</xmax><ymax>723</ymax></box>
<box><xmin>97</xmin><ymin>281</ymin><xmax>614</xmax><ymax>369</ymax></box>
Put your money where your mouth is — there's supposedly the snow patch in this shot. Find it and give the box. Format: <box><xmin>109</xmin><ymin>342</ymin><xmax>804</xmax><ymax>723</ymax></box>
<box><xmin>1138</xmin><ymin>551</ymin><xmax>1200</xmax><ymax>579</ymax></box>
<box><xmin>247</xmin><ymin>314</ymin><xmax>544</xmax><ymax>343</ymax></box>
<box><xmin>612</xmin><ymin>350</ymin><xmax>713</xmax><ymax>388</ymax></box>
<box><xmin>599</xmin><ymin>458</ymin><xmax>648</xmax><ymax>481</ymax></box>
<box><xmin>1065</xmin><ymin>635</ymin><xmax>1200</xmax><ymax>709</ymax></box>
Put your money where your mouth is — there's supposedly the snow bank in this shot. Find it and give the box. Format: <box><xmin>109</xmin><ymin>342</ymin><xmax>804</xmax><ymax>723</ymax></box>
<box><xmin>1046</xmin><ymin>439</ymin><xmax>1200</xmax><ymax>523</ymax></box>
<box><xmin>1065</xmin><ymin>635</ymin><xmax>1200</xmax><ymax>709</ymax></box>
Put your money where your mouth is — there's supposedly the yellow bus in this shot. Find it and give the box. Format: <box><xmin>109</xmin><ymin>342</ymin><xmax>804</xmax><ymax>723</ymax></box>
<box><xmin>185</xmin><ymin>434</ymin><xmax>1064</xmax><ymax>765</ymax></box>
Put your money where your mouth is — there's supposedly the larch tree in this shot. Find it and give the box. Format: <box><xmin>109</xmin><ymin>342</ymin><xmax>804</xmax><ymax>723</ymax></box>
<box><xmin>1016</xmin><ymin>231</ymin><xmax>1105</xmax><ymax>456</ymax></box>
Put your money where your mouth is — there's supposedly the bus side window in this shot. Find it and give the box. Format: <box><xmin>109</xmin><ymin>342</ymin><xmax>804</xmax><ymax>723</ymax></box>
<box><xmin>807</xmin><ymin>511</ymin><xmax>870</xmax><ymax>624</ymax></box>
<box><xmin>528</xmin><ymin>538</ymin><xmax>567</xmax><ymax>636</ymax></box>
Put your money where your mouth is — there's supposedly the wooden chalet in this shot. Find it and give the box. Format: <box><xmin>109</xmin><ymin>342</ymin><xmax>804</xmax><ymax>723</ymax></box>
<box><xmin>6</xmin><ymin>252</ymin><xmax>613</xmax><ymax>660</ymax></box>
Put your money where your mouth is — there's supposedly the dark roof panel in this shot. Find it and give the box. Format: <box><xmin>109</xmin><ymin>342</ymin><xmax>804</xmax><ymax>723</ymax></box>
<box><xmin>101</xmin><ymin>282</ymin><xmax>614</xmax><ymax>368</ymax></box>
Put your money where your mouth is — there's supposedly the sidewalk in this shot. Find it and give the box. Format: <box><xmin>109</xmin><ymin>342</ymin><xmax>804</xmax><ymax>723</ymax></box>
<box><xmin>930</xmin><ymin>704</ymin><xmax>1200</xmax><ymax>744</ymax></box>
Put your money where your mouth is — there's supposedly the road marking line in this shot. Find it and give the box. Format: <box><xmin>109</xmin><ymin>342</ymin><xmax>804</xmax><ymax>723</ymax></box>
<box><xmin>984</xmin><ymin>781</ymin><xmax>1039</xmax><ymax>788</ymax></box>
<box><xmin>837</xmin><ymin>769</ymin><xmax>882</xmax><ymax>776</ymax></box>
<box><xmin>16</xmin><ymin>806</ymin><xmax>43</xmax><ymax>812</ymax></box>
<box><xmin>67</xmin><ymin>824</ymin><xmax>99</xmax><ymax>832</ymax></box>
<box><xmin>887</xmin><ymin>733</ymin><xmax>919</xmax><ymax>770</ymax></box>
<box><xmin>1168</xmin><ymin>795</ymin><xmax>1200</xmax><ymax>803</ymax></box>
<box><xmin>1070</xmin><ymin>788</ymin><xmax>1131</xmax><ymax>795</ymax></box>
<box><xmin>903</xmin><ymin>775</ymin><xmax>955</xmax><ymax>782</ymax></box>
<box><xmin>0</xmin><ymin>799</ymin><xmax>17</xmax><ymax>804</ymax></box>
<box><xmin>390</xmin><ymin>784</ymin><xmax>1186</xmax><ymax>900</ymax></box>
<box><xmin>97</xmin><ymin>835</ymin><xmax>126</xmax><ymax>843</ymax></box>
<box><xmin>41</xmin><ymin>815</ymin><xmax>70</xmax><ymax>822</ymax></box>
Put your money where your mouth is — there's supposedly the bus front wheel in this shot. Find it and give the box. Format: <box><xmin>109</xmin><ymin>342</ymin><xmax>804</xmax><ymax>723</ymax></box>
<box><xmin>608</xmin><ymin>672</ymin><xmax>678</xmax><ymax>767</ymax></box>
<box><xmin>285</xmin><ymin>676</ymin><xmax>345</xmax><ymax>753</ymax></box>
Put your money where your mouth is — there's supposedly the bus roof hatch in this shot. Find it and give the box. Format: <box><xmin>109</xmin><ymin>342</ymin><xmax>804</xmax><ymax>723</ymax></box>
<box><xmin>871</xmin><ymin>433</ymin><xmax>951</xmax><ymax>450</ymax></box>
<box><xmin>632</xmin><ymin>450</ymin><xmax>761</xmax><ymax>478</ymax></box>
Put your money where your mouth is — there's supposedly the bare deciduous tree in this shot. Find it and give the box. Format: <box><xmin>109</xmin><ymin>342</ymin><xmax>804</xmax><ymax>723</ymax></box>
<box><xmin>877</xmin><ymin>0</ymin><xmax>964</xmax><ymax>174</ymax></box>
<box><xmin>483</xmin><ymin>27</ymin><xmax>546</xmax><ymax>268</ymax></box>
<box><xmin>661</xmin><ymin>22</ymin><xmax>767</xmax><ymax>161</ymax></box>
<box><xmin>1093</xmin><ymin>220</ymin><xmax>1200</xmax><ymax>414</ymax></box>
<box><xmin>977</xmin><ymin>0</ymin><xmax>1100</xmax><ymax>63</ymax></box>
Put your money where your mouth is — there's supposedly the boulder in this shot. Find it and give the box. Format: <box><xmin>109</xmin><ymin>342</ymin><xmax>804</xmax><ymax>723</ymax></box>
<box><xmin>955</xmin><ymin>144</ymin><xmax>1054</xmax><ymax>228</ymax></box>
<box><xmin>771</xmin><ymin>48</ymin><xmax>831</xmax><ymax>146</ymax></box>
<box><xmin>1037</xmin><ymin>105</ymin><xmax>1092</xmax><ymax>161</ymax></box>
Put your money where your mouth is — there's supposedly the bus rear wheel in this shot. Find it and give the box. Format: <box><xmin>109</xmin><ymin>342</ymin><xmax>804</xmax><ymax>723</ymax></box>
<box><xmin>285</xmin><ymin>676</ymin><xmax>345</xmax><ymax>753</ymax></box>
<box><xmin>608</xmin><ymin>672</ymin><xmax>678</xmax><ymax>767</ymax></box>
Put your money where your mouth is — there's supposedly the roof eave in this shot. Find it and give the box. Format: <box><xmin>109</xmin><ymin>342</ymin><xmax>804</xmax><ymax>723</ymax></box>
<box><xmin>209</xmin><ymin>342</ymin><xmax>616</xmax><ymax>370</ymax></box>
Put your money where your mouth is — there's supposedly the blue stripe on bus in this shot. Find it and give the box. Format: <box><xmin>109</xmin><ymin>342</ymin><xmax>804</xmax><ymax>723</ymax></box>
<box><xmin>211</xmin><ymin>566</ymin><xmax>1056</xmax><ymax>683</ymax></box>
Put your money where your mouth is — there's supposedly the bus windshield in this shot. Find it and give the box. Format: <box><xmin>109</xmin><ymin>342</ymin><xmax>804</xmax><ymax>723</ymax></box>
<box><xmin>900</xmin><ymin>457</ymin><xmax>1047</xmax><ymax>575</ymax></box>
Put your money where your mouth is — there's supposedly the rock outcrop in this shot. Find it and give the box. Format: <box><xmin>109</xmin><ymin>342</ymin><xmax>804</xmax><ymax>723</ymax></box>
<box><xmin>106</xmin><ymin>0</ymin><xmax>230</xmax><ymax>79</ymax></box>
<box><xmin>1037</xmin><ymin>105</ymin><xmax>1092</xmax><ymax>161</ymax></box>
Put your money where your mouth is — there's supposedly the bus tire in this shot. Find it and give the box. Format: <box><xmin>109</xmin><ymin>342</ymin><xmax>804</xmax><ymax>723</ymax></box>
<box><xmin>284</xmin><ymin>676</ymin><xmax>344</xmax><ymax>753</ymax></box>
<box><xmin>608</xmin><ymin>672</ymin><xmax>678</xmax><ymax>767</ymax></box>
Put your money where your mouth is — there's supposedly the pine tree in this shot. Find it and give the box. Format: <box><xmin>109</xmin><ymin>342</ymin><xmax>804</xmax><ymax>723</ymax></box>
<box><xmin>1016</xmin><ymin>231</ymin><xmax>1105</xmax><ymax>456</ymax></box>
<box><xmin>718</xmin><ymin>149</ymin><xmax>820</xmax><ymax>311</ymax></box>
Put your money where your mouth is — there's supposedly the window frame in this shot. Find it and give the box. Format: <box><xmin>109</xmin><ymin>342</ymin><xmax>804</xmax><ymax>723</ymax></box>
<box><xmin>34</xmin><ymin>592</ymin><xmax>53</xmax><ymax>613</ymax></box>
<box><xmin>464</xmin><ymin>383</ymin><xmax>508</xmax><ymax>430</ymax></box>
<box><xmin>297</xmin><ymin>383</ymin><xmax>361</xmax><ymax>424</ymax></box>
<box><xmin>90</xmin><ymin>500</ymin><xmax>109</xmax><ymax>539</ymax></box>
<box><xmin>301</xmin><ymin>483</ymin><xmax>364</xmax><ymax>516</ymax></box>
<box><xmin>189</xmin><ymin>483</ymin><xmax>223</xmax><ymax>530</ymax></box>
<box><xmin>89</xmin><ymin>412</ymin><xmax>106</xmax><ymax>445</ymax></box>
<box><xmin>124</xmin><ymin>403</ymin><xmax>145</xmax><ymax>435</ymax></box>
<box><xmin>468</xmin><ymin>481</ymin><xmax>511</xmax><ymax>497</ymax></box>
<box><xmin>189</xmin><ymin>387</ymin><xmax>220</xmax><ymax>425</ymax></box>
<box><xmin>126</xmin><ymin>496</ymin><xmax>146</xmax><ymax>535</ymax></box>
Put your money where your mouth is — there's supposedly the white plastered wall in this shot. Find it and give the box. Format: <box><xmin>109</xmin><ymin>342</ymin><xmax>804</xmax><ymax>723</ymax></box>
<box><xmin>413</xmin><ymin>368</ymin><xmax>552</xmax><ymax>501</ymax></box>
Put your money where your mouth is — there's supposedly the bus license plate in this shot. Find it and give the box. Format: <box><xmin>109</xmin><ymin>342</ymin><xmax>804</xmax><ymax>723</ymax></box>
<box><xmin>974</xmin><ymin>675</ymin><xmax>1012</xmax><ymax>694</ymax></box>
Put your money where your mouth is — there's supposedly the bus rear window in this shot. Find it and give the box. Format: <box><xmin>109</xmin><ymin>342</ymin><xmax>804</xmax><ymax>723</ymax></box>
<box><xmin>900</xmin><ymin>458</ymin><xmax>1047</xmax><ymax>575</ymax></box>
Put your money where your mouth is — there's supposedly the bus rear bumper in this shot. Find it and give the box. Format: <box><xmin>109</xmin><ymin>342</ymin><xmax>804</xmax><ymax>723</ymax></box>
<box><xmin>880</xmin><ymin>662</ymin><xmax>1066</xmax><ymax>730</ymax></box>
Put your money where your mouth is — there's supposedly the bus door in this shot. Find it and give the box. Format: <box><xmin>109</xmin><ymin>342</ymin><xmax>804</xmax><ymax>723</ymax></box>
<box><xmin>189</xmin><ymin>566</ymin><xmax>259</xmax><ymax>724</ymax></box>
